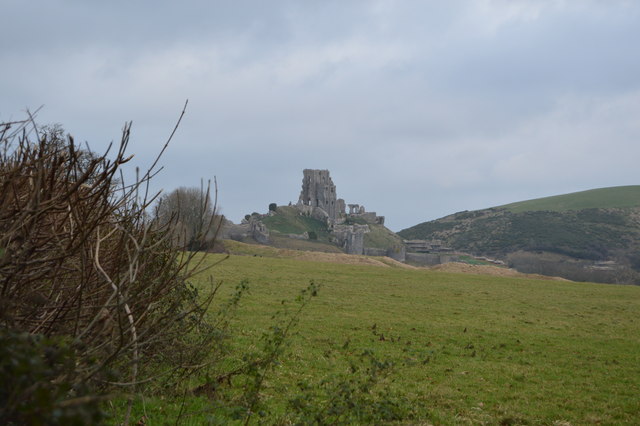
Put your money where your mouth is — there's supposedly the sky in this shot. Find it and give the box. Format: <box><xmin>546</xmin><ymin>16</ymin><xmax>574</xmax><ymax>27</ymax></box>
<box><xmin>2</xmin><ymin>0</ymin><xmax>640</xmax><ymax>231</ymax></box>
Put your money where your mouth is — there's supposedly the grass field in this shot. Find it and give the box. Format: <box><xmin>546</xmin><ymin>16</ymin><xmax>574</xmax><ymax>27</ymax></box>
<box><xmin>115</xmin><ymin>249</ymin><xmax>640</xmax><ymax>424</ymax></box>
<box><xmin>499</xmin><ymin>185</ymin><xmax>640</xmax><ymax>213</ymax></box>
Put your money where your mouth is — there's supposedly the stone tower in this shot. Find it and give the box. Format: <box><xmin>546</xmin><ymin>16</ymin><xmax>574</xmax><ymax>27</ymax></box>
<box><xmin>298</xmin><ymin>169</ymin><xmax>339</xmax><ymax>221</ymax></box>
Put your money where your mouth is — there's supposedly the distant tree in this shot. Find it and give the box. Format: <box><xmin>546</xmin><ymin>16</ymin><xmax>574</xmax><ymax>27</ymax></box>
<box><xmin>39</xmin><ymin>122</ymin><xmax>66</xmax><ymax>142</ymax></box>
<box><xmin>154</xmin><ymin>183</ymin><xmax>221</xmax><ymax>250</ymax></box>
<box><xmin>308</xmin><ymin>231</ymin><xmax>318</xmax><ymax>240</ymax></box>
<box><xmin>38</xmin><ymin>123</ymin><xmax>104</xmax><ymax>186</ymax></box>
<box><xmin>269</xmin><ymin>203</ymin><xmax>277</xmax><ymax>212</ymax></box>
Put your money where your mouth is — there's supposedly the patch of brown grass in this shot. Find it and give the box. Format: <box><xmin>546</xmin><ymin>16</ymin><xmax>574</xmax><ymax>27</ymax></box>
<box><xmin>428</xmin><ymin>262</ymin><xmax>570</xmax><ymax>281</ymax></box>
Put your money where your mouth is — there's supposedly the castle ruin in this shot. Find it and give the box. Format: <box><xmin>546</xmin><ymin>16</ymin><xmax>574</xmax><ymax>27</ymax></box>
<box><xmin>295</xmin><ymin>169</ymin><xmax>386</xmax><ymax>255</ymax></box>
<box><xmin>297</xmin><ymin>169</ymin><xmax>345</xmax><ymax>222</ymax></box>
<box><xmin>220</xmin><ymin>168</ymin><xmax>402</xmax><ymax>259</ymax></box>
<box><xmin>332</xmin><ymin>224</ymin><xmax>369</xmax><ymax>255</ymax></box>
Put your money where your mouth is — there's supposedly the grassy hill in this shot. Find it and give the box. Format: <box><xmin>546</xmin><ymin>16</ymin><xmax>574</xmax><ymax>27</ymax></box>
<box><xmin>115</xmin><ymin>252</ymin><xmax>640</xmax><ymax>424</ymax></box>
<box><xmin>500</xmin><ymin>185</ymin><xmax>640</xmax><ymax>213</ymax></box>
<box><xmin>399</xmin><ymin>186</ymin><xmax>640</xmax><ymax>284</ymax></box>
<box><xmin>364</xmin><ymin>223</ymin><xmax>405</xmax><ymax>249</ymax></box>
<box><xmin>260</xmin><ymin>205</ymin><xmax>404</xmax><ymax>253</ymax></box>
<box><xmin>261</xmin><ymin>206</ymin><xmax>332</xmax><ymax>241</ymax></box>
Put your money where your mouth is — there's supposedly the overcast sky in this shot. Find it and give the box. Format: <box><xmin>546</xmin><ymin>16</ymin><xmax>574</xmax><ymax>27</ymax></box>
<box><xmin>2</xmin><ymin>1</ymin><xmax>640</xmax><ymax>231</ymax></box>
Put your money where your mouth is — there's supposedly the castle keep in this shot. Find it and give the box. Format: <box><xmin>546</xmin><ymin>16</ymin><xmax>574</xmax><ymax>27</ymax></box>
<box><xmin>297</xmin><ymin>169</ymin><xmax>344</xmax><ymax>222</ymax></box>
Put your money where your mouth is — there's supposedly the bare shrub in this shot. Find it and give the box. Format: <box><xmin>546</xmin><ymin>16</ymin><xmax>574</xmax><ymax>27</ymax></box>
<box><xmin>0</xmin><ymin>109</ymin><xmax>225</xmax><ymax>423</ymax></box>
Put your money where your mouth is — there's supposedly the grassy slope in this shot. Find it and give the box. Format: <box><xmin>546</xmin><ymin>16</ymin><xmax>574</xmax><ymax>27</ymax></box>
<box><xmin>262</xmin><ymin>205</ymin><xmax>405</xmax><ymax>252</ymax></box>
<box><xmin>363</xmin><ymin>223</ymin><xmax>404</xmax><ymax>249</ymax></box>
<box><xmin>400</xmin><ymin>185</ymin><xmax>640</xmax><ymax>240</ymax></box>
<box><xmin>267</xmin><ymin>234</ymin><xmax>344</xmax><ymax>252</ymax></box>
<box><xmin>500</xmin><ymin>185</ymin><xmax>640</xmax><ymax>213</ymax></box>
<box><xmin>121</xmin><ymin>254</ymin><xmax>640</xmax><ymax>424</ymax></box>
<box><xmin>261</xmin><ymin>206</ymin><xmax>331</xmax><ymax>241</ymax></box>
<box><xmin>224</xmin><ymin>237</ymin><xmax>342</xmax><ymax>255</ymax></box>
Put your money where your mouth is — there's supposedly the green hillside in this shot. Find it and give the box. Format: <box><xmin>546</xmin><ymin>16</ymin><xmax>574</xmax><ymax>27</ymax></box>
<box><xmin>260</xmin><ymin>205</ymin><xmax>404</xmax><ymax>253</ymax></box>
<box><xmin>261</xmin><ymin>206</ymin><xmax>332</xmax><ymax>241</ymax></box>
<box><xmin>399</xmin><ymin>186</ymin><xmax>640</xmax><ymax>284</ymax></box>
<box><xmin>364</xmin><ymin>223</ymin><xmax>405</xmax><ymax>249</ymax></box>
<box><xmin>500</xmin><ymin>185</ymin><xmax>640</xmax><ymax>213</ymax></box>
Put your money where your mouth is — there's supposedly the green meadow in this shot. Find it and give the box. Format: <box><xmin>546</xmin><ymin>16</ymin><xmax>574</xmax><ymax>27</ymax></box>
<box><xmin>119</xmin><ymin>250</ymin><xmax>640</xmax><ymax>424</ymax></box>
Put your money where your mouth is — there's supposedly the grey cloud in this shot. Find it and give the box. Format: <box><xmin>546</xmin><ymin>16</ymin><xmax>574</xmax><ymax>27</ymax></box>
<box><xmin>2</xmin><ymin>1</ymin><xmax>640</xmax><ymax>230</ymax></box>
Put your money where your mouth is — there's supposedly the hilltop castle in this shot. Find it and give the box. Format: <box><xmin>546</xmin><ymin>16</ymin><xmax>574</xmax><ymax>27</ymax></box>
<box><xmin>296</xmin><ymin>169</ymin><xmax>384</xmax><ymax>226</ymax></box>
<box><xmin>295</xmin><ymin>169</ymin><xmax>385</xmax><ymax>254</ymax></box>
<box><xmin>221</xmin><ymin>168</ymin><xmax>403</xmax><ymax>259</ymax></box>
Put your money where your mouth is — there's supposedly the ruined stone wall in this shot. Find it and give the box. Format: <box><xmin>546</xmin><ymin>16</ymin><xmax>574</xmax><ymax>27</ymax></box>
<box><xmin>359</xmin><ymin>212</ymin><xmax>377</xmax><ymax>223</ymax></box>
<box><xmin>386</xmin><ymin>245</ymin><xmax>406</xmax><ymax>262</ymax></box>
<box><xmin>364</xmin><ymin>246</ymin><xmax>406</xmax><ymax>262</ymax></box>
<box><xmin>332</xmin><ymin>224</ymin><xmax>369</xmax><ymax>255</ymax></box>
<box><xmin>364</xmin><ymin>248</ymin><xmax>386</xmax><ymax>257</ymax></box>
<box><xmin>298</xmin><ymin>169</ymin><xmax>338</xmax><ymax>221</ymax></box>
<box><xmin>250</xmin><ymin>220</ymin><xmax>270</xmax><ymax>244</ymax></box>
<box><xmin>336</xmin><ymin>198</ymin><xmax>346</xmax><ymax>218</ymax></box>
<box><xmin>219</xmin><ymin>218</ymin><xmax>269</xmax><ymax>244</ymax></box>
<box><xmin>345</xmin><ymin>227</ymin><xmax>367</xmax><ymax>255</ymax></box>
